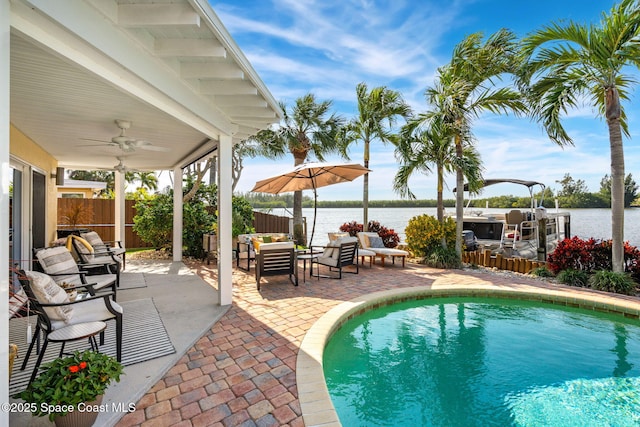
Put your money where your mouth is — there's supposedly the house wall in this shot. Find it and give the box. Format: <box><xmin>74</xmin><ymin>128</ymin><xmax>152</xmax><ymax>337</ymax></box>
<box><xmin>57</xmin><ymin>188</ymin><xmax>95</xmax><ymax>198</ymax></box>
<box><xmin>10</xmin><ymin>123</ymin><xmax>59</xmax><ymax>245</ymax></box>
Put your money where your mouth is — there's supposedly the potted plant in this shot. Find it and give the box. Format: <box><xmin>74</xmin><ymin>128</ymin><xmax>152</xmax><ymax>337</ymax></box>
<box><xmin>17</xmin><ymin>350</ymin><xmax>123</xmax><ymax>426</ymax></box>
<box><xmin>58</xmin><ymin>201</ymin><xmax>94</xmax><ymax>238</ymax></box>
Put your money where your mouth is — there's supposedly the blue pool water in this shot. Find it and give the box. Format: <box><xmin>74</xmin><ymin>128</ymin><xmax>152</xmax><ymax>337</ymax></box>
<box><xmin>323</xmin><ymin>298</ymin><xmax>640</xmax><ymax>427</ymax></box>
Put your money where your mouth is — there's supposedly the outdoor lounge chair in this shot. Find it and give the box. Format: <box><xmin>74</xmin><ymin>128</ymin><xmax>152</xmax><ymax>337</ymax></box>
<box><xmin>33</xmin><ymin>246</ymin><xmax>118</xmax><ymax>300</ymax></box>
<box><xmin>16</xmin><ymin>269</ymin><xmax>123</xmax><ymax>384</ymax></box>
<box><xmin>69</xmin><ymin>234</ymin><xmax>122</xmax><ymax>283</ymax></box>
<box><xmin>329</xmin><ymin>232</ymin><xmax>375</xmax><ymax>267</ymax></box>
<box><xmin>80</xmin><ymin>231</ymin><xmax>126</xmax><ymax>270</ymax></box>
<box><xmin>310</xmin><ymin>236</ymin><xmax>359</xmax><ymax>279</ymax></box>
<box><xmin>255</xmin><ymin>242</ymin><xmax>298</xmax><ymax>290</ymax></box>
<box><xmin>357</xmin><ymin>232</ymin><xmax>408</xmax><ymax>267</ymax></box>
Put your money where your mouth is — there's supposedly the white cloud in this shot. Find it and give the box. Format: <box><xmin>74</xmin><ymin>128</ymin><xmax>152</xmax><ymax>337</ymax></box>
<box><xmin>214</xmin><ymin>0</ymin><xmax>640</xmax><ymax>203</ymax></box>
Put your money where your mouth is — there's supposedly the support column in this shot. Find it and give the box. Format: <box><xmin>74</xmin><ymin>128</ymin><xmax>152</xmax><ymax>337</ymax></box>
<box><xmin>218</xmin><ymin>135</ymin><xmax>232</xmax><ymax>305</ymax></box>
<box><xmin>172</xmin><ymin>167</ymin><xmax>183</xmax><ymax>262</ymax></box>
<box><xmin>114</xmin><ymin>171</ymin><xmax>125</xmax><ymax>246</ymax></box>
<box><xmin>1</xmin><ymin>0</ymin><xmax>11</xmax><ymax>418</ymax></box>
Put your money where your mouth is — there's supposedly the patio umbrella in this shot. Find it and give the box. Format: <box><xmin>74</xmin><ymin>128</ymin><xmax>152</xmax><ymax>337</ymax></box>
<box><xmin>252</xmin><ymin>162</ymin><xmax>370</xmax><ymax>247</ymax></box>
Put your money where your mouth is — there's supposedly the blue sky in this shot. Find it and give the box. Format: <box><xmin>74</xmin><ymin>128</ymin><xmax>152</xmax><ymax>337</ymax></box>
<box><xmin>210</xmin><ymin>0</ymin><xmax>640</xmax><ymax>201</ymax></box>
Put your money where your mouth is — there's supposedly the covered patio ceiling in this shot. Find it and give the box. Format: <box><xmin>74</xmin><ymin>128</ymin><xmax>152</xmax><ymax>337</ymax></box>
<box><xmin>10</xmin><ymin>0</ymin><xmax>282</xmax><ymax>172</ymax></box>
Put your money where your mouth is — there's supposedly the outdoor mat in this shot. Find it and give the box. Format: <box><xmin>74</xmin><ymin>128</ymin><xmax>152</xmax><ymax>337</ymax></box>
<box><xmin>118</xmin><ymin>272</ymin><xmax>147</xmax><ymax>290</ymax></box>
<box><xmin>9</xmin><ymin>298</ymin><xmax>175</xmax><ymax>395</ymax></box>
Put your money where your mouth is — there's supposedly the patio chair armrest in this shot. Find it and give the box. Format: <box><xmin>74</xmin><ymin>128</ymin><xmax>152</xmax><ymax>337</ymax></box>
<box><xmin>37</xmin><ymin>291</ymin><xmax>115</xmax><ymax>307</ymax></box>
<box><xmin>59</xmin><ymin>283</ymin><xmax>94</xmax><ymax>292</ymax></box>
<box><xmin>309</xmin><ymin>245</ymin><xmax>330</xmax><ymax>253</ymax></box>
<box><xmin>78</xmin><ymin>260</ymin><xmax>116</xmax><ymax>269</ymax></box>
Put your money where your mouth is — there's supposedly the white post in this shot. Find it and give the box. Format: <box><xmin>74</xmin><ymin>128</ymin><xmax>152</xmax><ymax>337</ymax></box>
<box><xmin>172</xmin><ymin>167</ymin><xmax>183</xmax><ymax>262</ymax></box>
<box><xmin>1</xmin><ymin>0</ymin><xmax>10</xmax><ymax>419</ymax></box>
<box><xmin>114</xmin><ymin>171</ymin><xmax>125</xmax><ymax>246</ymax></box>
<box><xmin>218</xmin><ymin>134</ymin><xmax>233</xmax><ymax>305</ymax></box>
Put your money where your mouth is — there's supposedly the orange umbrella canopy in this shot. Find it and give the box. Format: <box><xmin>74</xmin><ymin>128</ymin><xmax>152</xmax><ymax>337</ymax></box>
<box><xmin>252</xmin><ymin>162</ymin><xmax>370</xmax><ymax>247</ymax></box>
<box><xmin>251</xmin><ymin>162</ymin><xmax>370</xmax><ymax>194</ymax></box>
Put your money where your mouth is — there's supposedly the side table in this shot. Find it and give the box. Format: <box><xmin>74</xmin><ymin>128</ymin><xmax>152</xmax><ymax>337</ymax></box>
<box><xmin>297</xmin><ymin>252</ymin><xmax>320</xmax><ymax>278</ymax></box>
<box><xmin>29</xmin><ymin>321</ymin><xmax>107</xmax><ymax>384</ymax></box>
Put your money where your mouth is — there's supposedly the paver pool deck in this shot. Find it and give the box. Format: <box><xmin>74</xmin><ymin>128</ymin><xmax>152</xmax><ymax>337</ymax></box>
<box><xmin>115</xmin><ymin>259</ymin><xmax>640</xmax><ymax>427</ymax></box>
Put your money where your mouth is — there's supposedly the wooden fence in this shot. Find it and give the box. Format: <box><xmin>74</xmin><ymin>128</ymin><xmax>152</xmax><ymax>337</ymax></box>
<box><xmin>462</xmin><ymin>249</ymin><xmax>546</xmax><ymax>274</ymax></box>
<box><xmin>58</xmin><ymin>199</ymin><xmax>296</xmax><ymax>248</ymax></box>
<box><xmin>253</xmin><ymin>211</ymin><xmax>292</xmax><ymax>234</ymax></box>
<box><xmin>57</xmin><ymin>198</ymin><xmax>149</xmax><ymax>248</ymax></box>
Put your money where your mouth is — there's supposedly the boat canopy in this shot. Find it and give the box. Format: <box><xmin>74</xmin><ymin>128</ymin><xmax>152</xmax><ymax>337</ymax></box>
<box><xmin>453</xmin><ymin>179</ymin><xmax>546</xmax><ymax>193</ymax></box>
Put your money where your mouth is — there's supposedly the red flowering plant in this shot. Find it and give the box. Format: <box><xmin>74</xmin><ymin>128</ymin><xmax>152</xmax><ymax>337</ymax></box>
<box><xmin>547</xmin><ymin>236</ymin><xmax>640</xmax><ymax>280</ymax></box>
<box><xmin>339</xmin><ymin>220</ymin><xmax>400</xmax><ymax>248</ymax></box>
<box><xmin>17</xmin><ymin>350</ymin><xmax>123</xmax><ymax>421</ymax></box>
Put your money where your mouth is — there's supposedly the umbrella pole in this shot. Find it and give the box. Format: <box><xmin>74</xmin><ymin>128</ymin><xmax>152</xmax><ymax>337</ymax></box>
<box><xmin>309</xmin><ymin>185</ymin><xmax>317</xmax><ymax>248</ymax></box>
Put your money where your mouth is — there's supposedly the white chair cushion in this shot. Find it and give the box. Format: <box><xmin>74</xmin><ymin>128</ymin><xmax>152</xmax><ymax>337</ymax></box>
<box><xmin>316</xmin><ymin>256</ymin><xmax>339</xmax><ymax>267</ymax></box>
<box><xmin>78</xmin><ymin>274</ymin><xmax>117</xmax><ymax>291</ymax></box>
<box><xmin>50</xmin><ymin>298</ymin><xmax>123</xmax><ymax>330</ymax></box>
<box><xmin>257</xmin><ymin>241</ymin><xmax>294</xmax><ymax>252</ymax></box>
<box><xmin>358</xmin><ymin>249</ymin><xmax>376</xmax><ymax>256</ymax></box>
<box><xmin>371</xmin><ymin>247</ymin><xmax>409</xmax><ymax>256</ymax></box>
<box><xmin>24</xmin><ymin>270</ymin><xmax>73</xmax><ymax>323</ymax></box>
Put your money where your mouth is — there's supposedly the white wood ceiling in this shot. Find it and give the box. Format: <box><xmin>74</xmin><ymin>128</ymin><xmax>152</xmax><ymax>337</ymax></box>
<box><xmin>10</xmin><ymin>0</ymin><xmax>281</xmax><ymax>172</ymax></box>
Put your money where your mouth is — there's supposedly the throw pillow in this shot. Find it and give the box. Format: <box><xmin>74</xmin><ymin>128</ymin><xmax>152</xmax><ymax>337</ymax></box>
<box><xmin>67</xmin><ymin>235</ymin><xmax>94</xmax><ymax>255</ymax></box>
<box><xmin>369</xmin><ymin>235</ymin><xmax>385</xmax><ymax>248</ymax></box>
<box><xmin>81</xmin><ymin>231</ymin><xmax>105</xmax><ymax>248</ymax></box>
<box><xmin>35</xmin><ymin>246</ymin><xmax>81</xmax><ymax>286</ymax></box>
<box><xmin>25</xmin><ymin>270</ymin><xmax>73</xmax><ymax>323</ymax></box>
<box><xmin>262</xmin><ymin>236</ymin><xmax>273</xmax><ymax>243</ymax></box>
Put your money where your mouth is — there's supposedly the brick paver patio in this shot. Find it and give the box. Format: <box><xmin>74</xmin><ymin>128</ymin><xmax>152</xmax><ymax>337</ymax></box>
<box><xmin>115</xmin><ymin>259</ymin><xmax>625</xmax><ymax>427</ymax></box>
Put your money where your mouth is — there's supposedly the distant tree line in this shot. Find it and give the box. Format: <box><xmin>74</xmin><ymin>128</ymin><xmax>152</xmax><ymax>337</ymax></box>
<box><xmin>240</xmin><ymin>173</ymin><xmax>639</xmax><ymax>209</ymax></box>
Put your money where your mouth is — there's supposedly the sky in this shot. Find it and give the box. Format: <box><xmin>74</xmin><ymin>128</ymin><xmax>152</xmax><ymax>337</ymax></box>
<box><xmin>207</xmin><ymin>0</ymin><xmax>640</xmax><ymax>201</ymax></box>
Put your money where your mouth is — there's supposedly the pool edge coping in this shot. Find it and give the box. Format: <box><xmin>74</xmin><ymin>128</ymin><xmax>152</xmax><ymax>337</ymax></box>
<box><xmin>296</xmin><ymin>283</ymin><xmax>640</xmax><ymax>427</ymax></box>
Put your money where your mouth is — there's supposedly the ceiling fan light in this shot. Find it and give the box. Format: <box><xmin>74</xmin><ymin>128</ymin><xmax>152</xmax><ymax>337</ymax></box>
<box><xmin>112</xmin><ymin>135</ymin><xmax>129</xmax><ymax>144</ymax></box>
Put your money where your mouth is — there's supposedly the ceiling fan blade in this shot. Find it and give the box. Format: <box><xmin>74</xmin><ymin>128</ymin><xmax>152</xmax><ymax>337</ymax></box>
<box><xmin>138</xmin><ymin>144</ymin><xmax>170</xmax><ymax>152</ymax></box>
<box><xmin>80</xmin><ymin>138</ymin><xmax>114</xmax><ymax>144</ymax></box>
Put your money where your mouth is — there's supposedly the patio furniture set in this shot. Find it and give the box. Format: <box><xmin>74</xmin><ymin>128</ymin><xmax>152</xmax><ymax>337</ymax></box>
<box><xmin>237</xmin><ymin>232</ymin><xmax>409</xmax><ymax>290</ymax></box>
<box><xmin>11</xmin><ymin>231</ymin><xmax>125</xmax><ymax>385</ymax></box>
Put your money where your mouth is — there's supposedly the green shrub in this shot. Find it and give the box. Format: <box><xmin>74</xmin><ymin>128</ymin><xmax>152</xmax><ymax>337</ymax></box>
<box><xmin>405</xmin><ymin>215</ymin><xmax>456</xmax><ymax>258</ymax></box>
<box><xmin>133</xmin><ymin>185</ymin><xmax>255</xmax><ymax>258</ymax></box>
<box><xmin>231</xmin><ymin>196</ymin><xmax>255</xmax><ymax>237</ymax></box>
<box><xmin>556</xmin><ymin>268</ymin><xmax>589</xmax><ymax>287</ymax></box>
<box><xmin>423</xmin><ymin>246</ymin><xmax>461</xmax><ymax>269</ymax></box>
<box><xmin>530</xmin><ymin>266</ymin><xmax>554</xmax><ymax>278</ymax></box>
<box><xmin>589</xmin><ymin>270</ymin><xmax>637</xmax><ymax>295</ymax></box>
<box><xmin>133</xmin><ymin>192</ymin><xmax>174</xmax><ymax>250</ymax></box>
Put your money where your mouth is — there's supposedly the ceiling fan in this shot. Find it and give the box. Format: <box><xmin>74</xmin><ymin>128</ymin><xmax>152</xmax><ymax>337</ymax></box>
<box><xmin>100</xmin><ymin>156</ymin><xmax>140</xmax><ymax>173</ymax></box>
<box><xmin>82</xmin><ymin>119</ymin><xmax>169</xmax><ymax>153</ymax></box>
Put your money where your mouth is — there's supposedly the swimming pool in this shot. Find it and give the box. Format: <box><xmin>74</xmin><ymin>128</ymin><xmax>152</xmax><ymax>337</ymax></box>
<box><xmin>323</xmin><ymin>297</ymin><xmax>640</xmax><ymax>427</ymax></box>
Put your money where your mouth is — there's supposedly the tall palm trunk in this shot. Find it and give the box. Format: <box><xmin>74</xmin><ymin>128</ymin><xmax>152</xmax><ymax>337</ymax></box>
<box><xmin>437</xmin><ymin>163</ymin><xmax>447</xmax><ymax>248</ymax></box>
<box><xmin>607</xmin><ymin>87</ymin><xmax>625</xmax><ymax>272</ymax></box>
<box><xmin>363</xmin><ymin>140</ymin><xmax>370</xmax><ymax>231</ymax></box>
<box><xmin>293</xmin><ymin>154</ymin><xmax>306</xmax><ymax>246</ymax></box>
<box><xmin>454</xmin><ymin>134</ymin><xmax>464</xmax><ymax>255</ymax></box>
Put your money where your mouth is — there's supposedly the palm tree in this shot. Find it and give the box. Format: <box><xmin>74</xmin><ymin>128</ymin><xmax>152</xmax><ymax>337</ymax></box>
<box><xmin>519</xmin><ymin>0</ymin><xmax>640</xmax><ymax>272</ymax></box>
<box><xmin>394</xmin><ymin>118</ymin><xmax>483</xmax><ymax>225</ymax></box>
<box><xmin>126</xmin><ymin>171</ymin><xmax>158</xmax><ymax>192</ymax></box>
<box><xmin>248</xmin><ymin>94</ymin><xmax>344</xmax><ymax>245</ymax></box>
<box><xmin>342</xmin><ymin>83</ymin><xmax>412</xmax><ymax>230</ymax></box>
<box><xmin>412</xmin><ymin>29</ymin><xmax>526</xmax><ymax>255</ymax></box>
